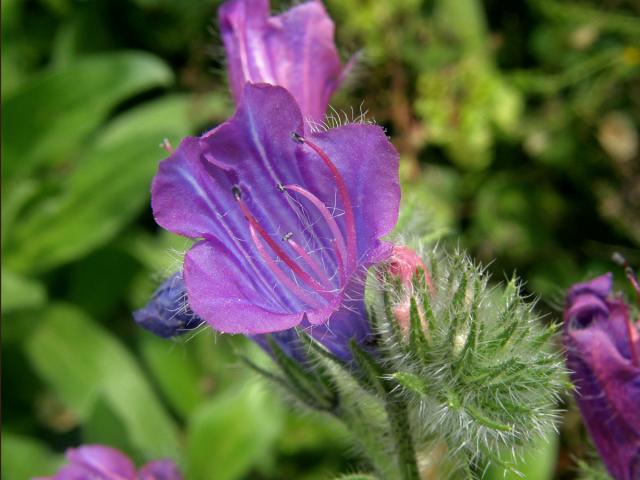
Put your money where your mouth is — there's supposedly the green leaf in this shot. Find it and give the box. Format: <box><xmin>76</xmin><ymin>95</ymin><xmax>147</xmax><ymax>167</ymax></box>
<box><xmin>1</xmin><ymin>269</ymin><xmax>47</xmax><ymax>313</ymax></box>
<box><xmin>186</xmin><ymin>383</ymin><xmax>283</xmax><ymax>480</ymax></box>
<box><xmin>139</xmin><ymin>333</ymin><xmax>206</xmax><ymax>419</ymax></box>
<box><xmin>2</xmin><ymin>51</ymin><xmax>173</xmax><ymax>180</ymax></box>
<box><xmin>332</xmin><ymin>475</ymin><xmax>378</xmax><ymax>480</ymax></box>
<box><xmin>1</xmin><ymin>432</ymin><xmax>63</xmax><ymax>480</ymax></box>
<box><xmin>485</xmin><ymin>430</ymin><xmax>559</xmax><ymax>480</ymax></box>
<box><xmin>5</xmin><ymin>95</ymin><xmax>200</xmax><ymax>273</ymax></box>
<box><xmin>25</xmin><ymin>303</ymin><xmax>180</xmax><ymax>459</ymax></box>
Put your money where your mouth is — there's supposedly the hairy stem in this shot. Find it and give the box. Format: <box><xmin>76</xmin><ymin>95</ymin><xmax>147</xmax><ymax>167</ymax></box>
<box><xmin>385</xmin><ymin>391</ymin><xmax>420</xmax><ymax>480</ymax></box>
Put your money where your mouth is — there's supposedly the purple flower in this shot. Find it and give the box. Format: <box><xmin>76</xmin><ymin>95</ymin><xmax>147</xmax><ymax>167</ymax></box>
<box><xmin>133</xmin><ymin>271</ymin><xmax>204</xmax><ymax>338</ymax></box>
<box><xmin>151</xmin><ymin>83</ymin><xmax>399</xmax><ymax>342</ymax></box>
<box><xmin>33</xmin><ymin>444</ymin><xmax>182</xmax><ymax>480</ymax></box>
<box><xmin>563</xmin><ymin>273</ymin><xmax>640</xmax><ymax>480</ymax></box>
<box><xmin>219</xmin><ymin>0</ymin><xmax>349</xmax><ymax>123</ymax></box>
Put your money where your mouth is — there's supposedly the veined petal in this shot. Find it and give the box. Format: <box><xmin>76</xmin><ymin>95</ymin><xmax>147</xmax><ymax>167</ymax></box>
<box><xmin>151</xmin><ymin>136</ymin><xmax>242</xmax><ymax>240</ymax></box>
<box><xmin>184</xmin><ymin>239</ymin><xmax>305</xmax><ymax>334</ymax></box>
<box><xmin>219</xmin><ymin>0</ymin><xmax>344</xmax><ymax>122</ymax></box>
<box><xmin>300</xmin><ymin>124</ymin><xmax>401</xmax><ymax>261</ymax></box>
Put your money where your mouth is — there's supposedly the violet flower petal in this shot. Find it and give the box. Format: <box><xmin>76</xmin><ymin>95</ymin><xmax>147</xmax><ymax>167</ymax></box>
<box><xmin>300</xmin><ymin>125</ymin><xmax>400</xmax><ymax>259</ymax></box>
<box><xmin>219</xmin><ymin>0</ymin><xmax>345</xmax><ymax>122</ymax></box>
<box><xmin>137</xmin><ymin>460</ymin><xmax>183</xmax><ymax>480</ymax></box>
<box><xmin>184</xmin><ymin>239</ymin><xmax>304</xmax><ymax>333</ymax></box>
<box><xmin>48</xmin><ymin>445</ymin><xmax>137</xmax><ymax>480</ymax></box>
<box><xmin>151</xmin><ymin>83</ymin><xmax>399</xmax><ymax>335</ymax></box>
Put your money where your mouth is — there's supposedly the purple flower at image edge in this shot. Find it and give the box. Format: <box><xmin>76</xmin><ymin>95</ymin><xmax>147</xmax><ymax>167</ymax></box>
<box><xmin>151</xmin><ymin>83</ymin><xmax>399</xmax><ymax>360</ymax></box>
<box><xmin>563</xmin><ymin>273</ymin><xmax>640</xmax><ymax>480</ymax></box>
<box><xmin>219</xmin><ymin>0</ymin><xmax>351</xmax><ymax>123</ymax></box>
<box><xmin>32</xmin><ymin>444</ymin><xmax>182</xmax><ymax>480</ymax></box>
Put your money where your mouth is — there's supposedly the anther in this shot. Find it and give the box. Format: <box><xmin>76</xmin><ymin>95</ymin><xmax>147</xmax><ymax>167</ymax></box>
<box><xmin>160</xmin><ymin>138</ymin><xmax>175</xmax><ymax>154</ymax></box>
<box><xmin>277</xmin><ymin>183</ymin><xmax>286</xmax><ymax>193</ymax></box>
<box><xmin>613</xmin><ymin>252</ymin><xmax>640</xmax><ymax>301</ymax></box>
<box><xmin>232</xmin><ymin>186</ymin><xmax>242</xmax><ymax>201</ymax></box>
<box><xmin>612</xmin><ymin>252</ymin><xmax>640</xmax><ymax>367</ymax></box>
<box><xmin>282</xmin><ymin>232</ymin><xmax>294</xmax><ymax>242</ymax></box>
<box><xmin>291</xmin><ymin>132</ymin><xmax>304</xmax><ymax>144</ymax></box>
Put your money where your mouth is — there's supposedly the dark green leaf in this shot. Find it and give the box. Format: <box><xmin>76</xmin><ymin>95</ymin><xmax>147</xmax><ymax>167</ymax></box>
<box><xmin>25</xmin><ymin>303</ymin><xmax>180</xmax><ymax>459</ymax></box>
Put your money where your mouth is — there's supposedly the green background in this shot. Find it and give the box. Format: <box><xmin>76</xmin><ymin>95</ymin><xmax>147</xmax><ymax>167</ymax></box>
<box><xmin>2</xmin><ymin>0</ymin><xmax>639</xmax><ymax>478</ymax></box>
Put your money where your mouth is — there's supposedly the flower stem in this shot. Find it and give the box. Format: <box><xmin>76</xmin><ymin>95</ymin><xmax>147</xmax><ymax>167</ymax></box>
<box><xmin>385</xmin><ymin>391</ymin><xmax>420</xmax><ymax>480</ymax></box>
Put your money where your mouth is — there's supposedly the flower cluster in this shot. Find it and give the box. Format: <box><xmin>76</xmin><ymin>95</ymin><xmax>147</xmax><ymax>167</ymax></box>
<box><xmin>129</xmin><ymin>1</ymin><xmax>568</xmax><ymax>478</ymax></box>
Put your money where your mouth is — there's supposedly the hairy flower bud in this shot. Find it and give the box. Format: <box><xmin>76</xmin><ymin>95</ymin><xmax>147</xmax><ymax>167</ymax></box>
<box><xmin>133</xmin><ymin>271</ymin><xmax>204</xmax><ymax>338</ymax></box>
<box><xmin>385</xmin><ymin>245</ymin><xmax>433</xmax><ymax>334</ymax></box>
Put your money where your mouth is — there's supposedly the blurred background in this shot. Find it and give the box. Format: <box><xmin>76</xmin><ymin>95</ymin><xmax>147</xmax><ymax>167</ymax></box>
<box><xmin>2</xmin><ymin>0</ymin><xmax>639</xmax><ymax>478</ymax></box>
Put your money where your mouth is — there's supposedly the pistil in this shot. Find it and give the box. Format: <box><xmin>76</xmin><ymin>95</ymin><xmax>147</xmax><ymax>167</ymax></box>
<box><xmin>233</xmin><ymin>186</ymin><xmax>331</xmax><ymax>301</ymax></box>
<box><xmin>282</xmin><ymin>183</ymin><xmax>347</xmax><ymax>284</ymax></box>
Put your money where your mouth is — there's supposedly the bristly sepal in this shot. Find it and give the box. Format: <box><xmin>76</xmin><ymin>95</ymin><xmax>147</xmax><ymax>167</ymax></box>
<box><xmin>370</xmin><ymin>246</ymin><xmax>566</xmax><ymax>475</ymax></box>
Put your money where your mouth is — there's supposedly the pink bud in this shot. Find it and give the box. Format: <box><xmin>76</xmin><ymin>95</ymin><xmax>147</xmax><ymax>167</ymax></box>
<box><xmin>386</xmin><ymin>246</ymin><xmax>433</xmax><ymax>336</ymax></box>
<box><xmin>387</xmin><ymin>246</ymin><xmax>434</xmax><ymax>293</ymax></box>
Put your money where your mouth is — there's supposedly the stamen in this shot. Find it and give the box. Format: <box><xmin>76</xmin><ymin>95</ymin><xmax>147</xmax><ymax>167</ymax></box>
<box><xmin>160</xmin><ymin>138</ymin><xmax>175</xmax><ymax>153</ymax></box>
<box><xmin>293</xmin><ymin>133</ymin><xmax>357</xmax><ymax>270</ymax></box>
<box><xmin>612</xmin><ymin>252</ymin><xmax>640</xmax><ymax>367</ymax></box>
<box><xmin>283</xmin><ymin>232</ymin><xmax>334</xmax><ymax>289</ymax></box>
<box><xmin>282</xmin><ymin>184</ymin><xmax>347</xmax><ymax>284</ymax></box>
<box><xmin>233</xmin><ymin>187</ymin><xmax>331</xmax><ymax>298</ymax></box>
<box><xmin>249</xmin><ymin>226</ymin><xmax>323</xmax><ymax>309</ymax></box>
<box><xmin>613</xmin><ymin>252</ymin><xmax>640</xmax><ymax>302</ymax></box>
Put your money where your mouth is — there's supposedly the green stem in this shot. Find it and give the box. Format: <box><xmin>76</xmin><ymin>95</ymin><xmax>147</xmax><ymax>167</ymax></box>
<box><xmin>385</xmin><ymin>393</ymin><xmax>420</xmax><ymax>480</ymax></box>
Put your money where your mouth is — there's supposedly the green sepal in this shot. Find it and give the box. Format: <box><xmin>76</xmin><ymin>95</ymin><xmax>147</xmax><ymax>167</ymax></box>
<box><xmin>391</xmin><ymin>371</ymin><xmax>432</xmax><ymax>397</ymax></box>
<box><xmin>409</xmin><ymin>296</ymin><xmax>430</xmax><ymax>361</ymax></box>
<box><xmin>265</xmin><ymin>336</ymin><xmax>336</xmax><ymax>411</ymax></box>
<box><xmin>349</xmin><ymin>339</ymin><xmax>386</xmax><ymax>396</ymax></box>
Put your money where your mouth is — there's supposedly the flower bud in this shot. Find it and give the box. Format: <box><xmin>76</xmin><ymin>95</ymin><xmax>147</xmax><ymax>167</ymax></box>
<box><xmin>133</xmin><ymin>272</ymin><xmax>204</xmax><ymax>338</ymax></box>
<box><xmin>387</xmin><ymin>245</ymin><xmax>433</xmax><ymax>291</ymax></box>
<box><xmin>385</xmin><ymin>245</ymin><xmax>433</xmax><ymax>334</ymax></box>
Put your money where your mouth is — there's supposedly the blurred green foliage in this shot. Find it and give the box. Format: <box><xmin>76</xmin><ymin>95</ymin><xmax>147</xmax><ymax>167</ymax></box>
<box><xmin>2</xmin><ymin>0</ymin><xmax>639</xmax><ymax>478</ymax></box>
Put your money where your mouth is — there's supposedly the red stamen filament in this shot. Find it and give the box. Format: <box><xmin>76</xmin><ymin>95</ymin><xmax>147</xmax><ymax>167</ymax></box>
<box><xmin>626</xmin><ymin>318</ymin><xmax>639</xmax><ymax>367</ymax></box>
<box><xmin>236</xmin><ymin>194</ymin><xmax>331</xmax><ymax>300</ymax></box>
<box><xmin>283</xmin><ymin>184</ymin><xmax>347</xmax><ymax>284</ymax></box>
<box><xmin>299</xmin><ymin>137</ymin><xmax>357</xmax><ymax>271</ymax></box>
<box><xmin>248</xmin><ymin>226</ymin><xmax>323</xmax><ymax>309</ymax></box>
<box><xmin>286</xmin><ymin>236</ymin><xmax>334</xmax><ymax>290</ymax></box>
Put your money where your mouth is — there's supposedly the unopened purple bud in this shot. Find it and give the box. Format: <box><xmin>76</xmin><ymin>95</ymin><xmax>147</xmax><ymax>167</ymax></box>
<box><xmin>133</xmin><ymin>272</ymin><xmax>204</xmax><ymax>338</ymax></box>
<box><xmin>563</xmin><ymin>273</ymin><xmax>640</xmax><ymax>480</ymax></box>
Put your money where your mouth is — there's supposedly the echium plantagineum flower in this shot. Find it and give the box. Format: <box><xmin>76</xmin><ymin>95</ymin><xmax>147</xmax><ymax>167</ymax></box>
<box><xmin>563</xmin><ymin>273</ymin><xmax>640</xmax><ymax>480</ymax></box>
<box><xmin>151</xmin><ymin>83</ymin><xmax>399</xmax><ymax>357</ymax></box>
<box><xmin>219</xmin><ymin>0</ymin><xmax>350</xmax><ymax>123</ymax></box>
<box><xmin>33</xmin><ymin>444</ymin><xmax>182</xmax><ymax>480</ymax></box>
